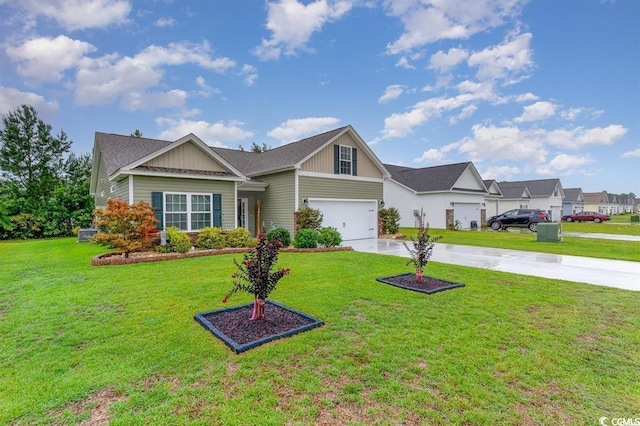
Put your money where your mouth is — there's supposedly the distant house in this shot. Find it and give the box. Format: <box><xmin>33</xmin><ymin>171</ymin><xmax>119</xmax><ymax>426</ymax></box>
<box><xmin>584</xmin><ymin>191</ymin><xmax>617</xmax><ymax>215</ymax></box>
<box><xmin>90</xmin><ymin>125</ymin><xmax>390</xmax><ymax>240</ymax></box>
<box><xmin>482</xmin><ymin>179</ymin><xmax>504</xmax><ymax>217</ymax></box>
<box><xmin>562</xmin><ymin>188</ymin><xmax>585</xmax><ymax>216</ymax></box>
<box><xmin>383</xmin><ymin>162</ymin><xmax>489</xmax><ymax>229</ymax></box>
<box><xmin>616</xmin><ymin>193</ymin><xmax>636</xmax><ymax>214</ymax></box>
<box><xmin>495</xmin><ymin>179</ymin><xmax>565</xmax><ymax>221</ymax></box>
<box><xmin>485</xmin><ymin>182</ymin><xmax>532</xmax><ymax>217</ymax></box>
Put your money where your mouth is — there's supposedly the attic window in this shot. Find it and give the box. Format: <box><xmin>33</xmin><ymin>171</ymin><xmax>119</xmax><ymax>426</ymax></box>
<box><xmin>339</xmin><ymin>146</ymin><xmax>352</xmax><ymax>175</ymax></box>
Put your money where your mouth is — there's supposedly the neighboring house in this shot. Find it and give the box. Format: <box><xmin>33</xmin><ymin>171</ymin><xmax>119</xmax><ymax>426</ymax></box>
<box><xmin>635</xmin><ymin>198</ymin><xmax>640</xmax><ymax>213</ymax></box>
<box><xmin>482</xmin><ymin>179</ymin><xmax>504</xmax><ymax>217</ymax></box>
<box><xmin>487</xmin><ymin>183</ymin><xmax>532</xmax><ymax>216</ymax></box>
<box><xmin>615</xmin><ymin>193</ymin><xmax>635</xmax><ymax>214</ymax></box>
<box><xmin>562</xmin><ymin>188</ymin><xmax>585</xmax><ymax>216</ymax></box>
<box><xmin>90</xmin><ymin>125</ymin><xmax>389</xmax><ymax>241</ymax></box>
<box><xmin>583</xmin><ymin>191</ymin><xmax>614</xmax><ymax>215</ymax></box>
<box><xmin>496</xmin><ymin>179</ymin><xmax>565</xmax><ymax>221</ymax></box>
<box><xmin>383</xmin><ymin>162</ymin><xmax>489</xmax><ymax>230</ymax></box>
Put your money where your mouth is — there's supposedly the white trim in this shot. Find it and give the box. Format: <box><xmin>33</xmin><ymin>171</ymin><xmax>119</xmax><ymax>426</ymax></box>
<box><xmin>294</xmin><ymin>169</ymin><xmax>300</xmax><ymax>210</ymax></box>
<box><xmin>237</xmin><ymin>197</ymin><xmax>249</xmax><ymax>230</ymax></box>
<box><xmin>298</xmin><ymin>170</ymin><xmax>383</xmax><ymax>183</ymax></box>
<box><xmin>308</xmin><ymin>197</ymin><xmax>379</xmax><ymax>203</ymax></box>
<box><xmin>163</xmin><ymin>192</ymin><xmax>214</xmax><ymax>232</ymax></box>
<box><xmin>111</xmin><ymin>169</ymin><xmax>245</xmax><ymax>182</ymax></box>
<box><xmin>234</xmin><ymin>182</ymin><xmax>238</xmax><ymax>229</ymax></box>
<box><xmin>128</xmin><ymin>175</ymin><xmax>134</xmax><ymax>204</ymax></box>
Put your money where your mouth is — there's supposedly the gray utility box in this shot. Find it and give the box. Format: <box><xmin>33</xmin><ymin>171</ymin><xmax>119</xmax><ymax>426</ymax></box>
<box><xmin>631</xmin><ymin>215</ymin><xmax>639</xmax><ymax>223</ymax></box>
<box><xmin>78</xmin><ymin>228</ymin><xmax>98</xmax><ymax>242</ymax></box>
<box><xmin>537</xmin><ymin>223</ymin><xmax>562</xmax><ymax>242</ymax></box>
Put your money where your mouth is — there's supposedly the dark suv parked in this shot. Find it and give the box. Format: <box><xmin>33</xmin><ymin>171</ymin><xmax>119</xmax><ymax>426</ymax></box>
<box><xmin>486</xmin><ymin>209</ymin><xmax>550</xmax><ymax>232</ymax></box>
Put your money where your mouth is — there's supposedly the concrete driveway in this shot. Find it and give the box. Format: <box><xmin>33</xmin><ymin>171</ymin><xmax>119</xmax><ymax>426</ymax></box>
<box><xmin>348</xmin><ymin>238</ymin><xmax>640</xmax><ymax>292</ymax></box>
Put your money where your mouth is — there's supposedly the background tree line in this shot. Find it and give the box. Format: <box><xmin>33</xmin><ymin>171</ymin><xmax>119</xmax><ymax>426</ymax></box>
<box><xmin>0</xmin><ymin>105</ymin><xmax>94</xmax><ymax>239</ymax></box>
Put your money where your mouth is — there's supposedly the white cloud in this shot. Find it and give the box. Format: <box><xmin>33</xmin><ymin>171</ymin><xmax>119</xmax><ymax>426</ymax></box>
<box><xmin>385</xmin><ymin>0</ymin><xmax>527</xmax><ymax>54</ymax></box>
<box><xmin>536</xmin><ymin>153</ymin><xmax>594</xmax><ymax>175</ymax></box>
<box><xmin>621</xmin><ymin>148</ymin><xmax>640</xmax><ymax>158</ymax></box>
<box><xmin>480</xmin><ymin>165</ymin><xmax>520</xmax><ymax>180</ymax></box>
<box><xmin>74</xmin><ymin>41</ymin><xmax>236</xmax><ymax>109</ymax></box>
<box><xmin>267</xmin><ymin>117</ymin><xmax>341</xmax><ymax>144</ymax></box>
<box><xmin>457</xmin><ymin>124</ymin><xmax>548</xmax><ymax>163</ymax></box>
<box><xmin>429</xmin><ymin>47</ymin><xmax>468</xmax><ymax>73</ymax></box>
<box><xmin>449</xmin><ymin>104</ymin><xmax>477</xmax><ymax>124</ymax></box>
<box><xmin>514</xmin><ymin>101</ymin><xmax>556</xmax><ymax>123</ymax></box>
<box><xmin>155</xmin><ymin>17</ymin><xmax>176</xmax><ymax>27</ymax></box>
<box><xmin>378</xmin><ymin>85</ymin><xmax>405</xmax><ymax>104</ymax></box>
<box><xmin>194</xmin><ymin>76</ymin><xmax>221</xmax><ymax>97</ymax></box>
<box><xmin>514</xmin><ymin>92</ymin><xmax>539</xmax><ymax>103</ymax></box>
<box><xmin>156</xmin><ymin>117</ymin><xmax>253</xmax><ymax>146</ymax></box>
<box><xmin>121</xmin><ymin>89</ymin><xmax>187</xmax><ymax>111</ymax></box>
<box><xmin>253</xmin><ymin>0</ymin><xmax>352</xmax><ymax>60</ymax></box>
<box><xmin>413</xmin><ymin>148</ymin><xmax>445</xmax><ymax>163</ymax></box>
<box><xmin>0</xmin><ymin>86</ymin><xmax>59</xmax><ymax>117</ymax></box>
<box><xmin>395</xmin><ymin>56</ymin><xmax>416</xmax><ymax>69</ymax></box>
<box><xmin>560</xmin><ymin>107</ymin><xmax>583</xmax><ymax>121</ymax></box>
<box><xmin>12</xmin><ymin>0</ymin><xmax>131</xmax><ymax>31</ymax></box>
<box><xmin>545</xmin><ymin>124</ymin><xmax>627</xmax><ymax>149</ymax></box>
<box><xmin>6</xmin><ymin>35</ymin><xmax>96</xmax><ymax>82</ymax></box>
<box><xmin>467</xmin><ymin>31</ymin><xmax>533</xmax><ymax>84</ymax></box>
<box><xmin>239</xmin><ymin>65</ymin><xmax>258</xmax><ymax>86</ymax></box>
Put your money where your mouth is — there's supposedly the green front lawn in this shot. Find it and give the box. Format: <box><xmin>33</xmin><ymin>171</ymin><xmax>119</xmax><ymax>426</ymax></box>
<box><xmin>398</xmin><ymin>227</ymin><xmax>640</xmax><ymax>262</ymax></box>
<box><xmin>1</xmin><ymin>238</ymin><xmax>638</xmax><ymax>424</ymax></box>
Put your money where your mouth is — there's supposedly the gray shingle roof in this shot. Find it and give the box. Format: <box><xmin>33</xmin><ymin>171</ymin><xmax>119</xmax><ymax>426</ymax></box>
<box><xmin>213</xmin><ymin>126</ymin><xmax>349</xmax><ymax>176</ymax></box>
<box><xmin>498</xmin><ymin>178</ymin><xmax>560</xmax><ymax>197</ymax></box>
<box><xmin>385</xmin><ymin>162</ymin><xmax>477</xmax><ymax>192</ymax></box>
<box><xmin>96</xmin><ymin>132</ymin><xmax>170</xmax><ymax>176</ymax></box>
<box><xmin>563</xmin><ymin>188</ymin><xmax>583</xmax><ymax>202</ymax></box>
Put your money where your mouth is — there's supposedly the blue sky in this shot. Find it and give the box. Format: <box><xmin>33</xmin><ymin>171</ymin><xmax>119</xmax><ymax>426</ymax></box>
<box><xmin>0</xmin><ymin>0</ymin><xmax>638</xmax><ymax>194</ymax></box>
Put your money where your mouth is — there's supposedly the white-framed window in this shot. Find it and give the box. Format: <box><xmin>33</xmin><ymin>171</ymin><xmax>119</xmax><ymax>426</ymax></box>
<box><xmin>165</xmin><ymin>193</ymin><xmax>212</xmax><ymax>231</ymax></box>
<box><xmin>339</xmin><ymin>145</ymin><xmax>352</xmax><ymax>175</ymax></box>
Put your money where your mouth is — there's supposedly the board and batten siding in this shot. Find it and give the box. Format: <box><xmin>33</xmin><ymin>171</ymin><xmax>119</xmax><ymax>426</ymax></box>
<box><xmin>131</xmin><ymin>175</ymin><xmax>236</xmax><ymax>230</ymax></box>
<box><xmin>299</xmin><ymin>176</ymin><xmax>383</xmax><ymax>204</ymax></box>
<box><xmin>142</xmin><ymin>141</ymin><xmax>228</xmax><ymax>172</ymax></box>
<box><xmin>300</xmin><ymin>134</ymin><xmax>383</xmax><ymax>179</ymax></box>
<box><xmin>257</xmin><ymin>171</ymin><xmax>296</xmax><ymax>233</ymax></box>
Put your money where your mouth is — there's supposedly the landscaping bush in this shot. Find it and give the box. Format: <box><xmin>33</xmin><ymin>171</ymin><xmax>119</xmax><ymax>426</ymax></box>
<box><xmin>296</xmin><ymin>206</ymin><xmax>323</xmax><ymax>231</ymax></box>
<box><xmin>7</xmin><ymin>213</ymin><xmax>42</xmax><ymax>239</ymax></box>
<box><xmin>318</xmin><ymin>226</ymin><xmax>342</xmax><ymax>247</ymax></box>
<box><xmin>379</xmin><ymin>207</ymin><xmax>400</xmax><ymax>235</ymax></box>
<box><xmin>156</xmin><ymin>227</ymin><xmax>191</xmax><ymax>253</ymax></box>
<box><xmin>225</xmin><ymin>227</ymin><xmax>254</xmax><ymax>248</ymax></box>
<box><xmin>196</xmin><ymin>226</ymin><xmax>226</xmax><ymax>250</ymax></box>
<box><xmin>266</xmin><ymin>227</ymin><xmax>291</xmax><ymax>247</ymax></box>
<box><xmin>293</xmin><ymin>228</ymin><xmax>318</xmax><ymax>248</ymax></box>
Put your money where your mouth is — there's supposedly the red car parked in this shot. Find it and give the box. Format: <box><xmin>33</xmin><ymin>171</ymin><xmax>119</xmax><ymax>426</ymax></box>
<box><xmin>561</xmin><ymin>211</ymin><xmax>610</xmax><ymax>223</ymax></box>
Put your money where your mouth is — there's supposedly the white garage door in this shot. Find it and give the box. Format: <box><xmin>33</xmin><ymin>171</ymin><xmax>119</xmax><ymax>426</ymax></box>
<box><xmin>308</xmin><ymin>199</ymin><xmax>377</xmax><ymax>241</ymax></box>
<box><xmin>453</xmin><ymin>203</ymin><xmax>481</xmax><ymax>229</ymax></box>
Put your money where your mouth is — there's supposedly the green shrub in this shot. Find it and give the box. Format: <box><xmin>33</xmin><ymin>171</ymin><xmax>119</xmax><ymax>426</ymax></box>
<box><xmin>296</xmin><ymin>206</ymin><xmax>323</xmax><ymax>231</ymax></box>
<box><xmin>156</xmin><ymin>227</ymin><xmax>191</xmax><ymax>253</ymax></box>
<box><xmin>8</xmin><ymin>214</ymin><xmax>43</xmax><ymax>239</ymax></box>
<box><xmin>225</xmin><ymin>227</ymin><xmax>254</xmax><ymax>248</ymax></box>
<box><xmin>318</xmin><ymin>227</ymin><xmax>342</xmax><ymax>247</ymax></box>
<box><xmin>196</xmin><ymin>227</ymin><xmax>226</xmax><ymax>250</ymax></box>
<box><xmin>379</xmin><ymin>207</ymin><xmax>401</xmax><ymax>234</ymax></box>
<box><xmin>266</xmin><ymin>227</ymin><xmax>291</xmax><ymax>247</ymax></box>
<box><xmin>293</xmin><ymin>228</ymin><xmax>318</xmax><ymax>248</ymax></box>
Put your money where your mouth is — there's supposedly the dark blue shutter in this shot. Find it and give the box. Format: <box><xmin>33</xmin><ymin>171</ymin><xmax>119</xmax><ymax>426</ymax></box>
<box><xmin>334</xmin><ymin>145</ymin><xmax>340</xmax><ymax>174</ymax></box>
<box><xmin>352</xmin><ymin>148</ymin><xmax>357</xmax><ymax>176</ymax></box>
<box><xmin>212</xmin><ymin>193</ymin><xmax>222</xmax><ymax>227</ymax></box>
<box><xmin>151</xmin><ymin>192</ymin><xmax>164</xmax><ymax>229</ymax></box>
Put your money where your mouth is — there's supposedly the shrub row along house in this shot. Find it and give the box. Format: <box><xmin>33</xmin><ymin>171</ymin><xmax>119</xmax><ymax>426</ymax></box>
<box><xmin>90</xmin><ymin>125</ymin><xmax>635</xmax><ymax>239</ymax></box>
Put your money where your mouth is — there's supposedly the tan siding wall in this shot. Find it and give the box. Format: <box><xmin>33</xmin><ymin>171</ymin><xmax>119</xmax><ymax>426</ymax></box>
<box><xmin>143</xmin><ymin>142</ymin><xmax>227</xmax><ymax>172</ymax></box>
<box><xmin>257</xmin><ymin>171</ymin><xmax>296</xmax><ymax>233</ymax></box>
<box><xmin>300</xmin><ymin>133</ymin><xmax>383</xmax><ymax>179</ymax></box>
<box><xmin>110</xmin><ymin>177</ymin><xmax>129</xmax><ymax>202</ymax></box>
<box><xmin>94</xmin><ymin>160</ymin><xmax>111</xmax><ymax>207</ymax></box>
<box><xmin>299</xmin><ymin>176</ymin><xmax>383</xmax><ymax>205</ymax></box>
<box><xmin>132</xmin><ymin>176</ymin><xmax>236</xmax><ymax>230</ymax></box>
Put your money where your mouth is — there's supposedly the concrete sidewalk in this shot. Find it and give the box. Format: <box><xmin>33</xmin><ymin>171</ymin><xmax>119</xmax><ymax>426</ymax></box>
<box><xmin>348</xmin><ymin>239</ymin><xmax>640</xmax><ymax>292</ymax></box>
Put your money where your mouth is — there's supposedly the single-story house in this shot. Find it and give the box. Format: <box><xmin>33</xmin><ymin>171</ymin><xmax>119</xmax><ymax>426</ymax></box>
<box><xmin>494</xmin><ymin>179</ymin><xmax>565</xmax><ymax>221</ymax></box>
<box><xmin>482</xmin><ymin>179</ymin><xmax>504</xmax><ymax>217</ymax></box>
<box><xmin>562</xmin><ymin>188</ymin><xmax>585</xmax><ymax>216</ymax></box>
<box><xmin>383</xmin><ymin>162</ymin><xmax>489</xmax><ymax>230</ymax></box>
<box><xmin>90</xmin><ymin>125</ymin><xmax>390</xmax><ymax>240</ymax></box>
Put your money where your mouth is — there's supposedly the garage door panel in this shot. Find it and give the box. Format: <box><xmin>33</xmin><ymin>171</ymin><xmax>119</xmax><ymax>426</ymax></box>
<box><xmin>308</xmin><ymin>200</ymin><xmax>377</xmax><ymax>240</ymax></box>
<box><xmin>453</xmin><ymin>204</ymin><xmax>481</xmax><ymax>229</ymax></box>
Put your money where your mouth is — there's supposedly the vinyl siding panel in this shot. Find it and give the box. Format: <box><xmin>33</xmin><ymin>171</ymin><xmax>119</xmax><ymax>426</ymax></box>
<box><xmin>301</xmin><ymin>134</ymin><xmax>382</xmax><ymax>179</ymax></box>
<box><xmin>143</xmin><ymin>141</ymin><xmax>228</xmax><ymax>172</ymax></box>
<box><xmin>94</xmin><ymin>159</ymin><xmax>111</xmax><ymax>207</ymax></box>
<box><xmin>256</xmin><ymin>171</ymin><xmax>296</xmax><ymax>233</ymax></box>
<box><xmin>131</xmin><ymin>175</ymin><xmax>236</xmax><ymax>230</ymax></box>
<box><xmin>299</xmin><ymin>176</ymin><xmax>383</xmax><ymax>205</ymax></box>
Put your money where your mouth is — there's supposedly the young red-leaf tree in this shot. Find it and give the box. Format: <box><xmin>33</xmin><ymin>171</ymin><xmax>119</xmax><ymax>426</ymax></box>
<box><xmin>223</xmin><ymin>228</ymin><xmax>290</xmax><ymax>320</ymax></box>
<box><xmin>403</xmin><ymin>209</ymin><xmax>442</xmax><ymax>282</ymax></box>
<box><xmin>92</xmin><ymin>198</ymin><xmax>158</xmax><ymax>258</ymax></box>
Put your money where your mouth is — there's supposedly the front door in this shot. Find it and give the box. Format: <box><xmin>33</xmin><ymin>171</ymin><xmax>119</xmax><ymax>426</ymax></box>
<box><xmin>237</xmin><ymin>198</ymin><xmax>248</xmax><ymax>229</ymax></box>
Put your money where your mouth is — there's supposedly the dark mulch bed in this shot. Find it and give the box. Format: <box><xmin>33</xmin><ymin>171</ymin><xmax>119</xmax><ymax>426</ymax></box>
<box><xmin>377</xmin><ymin>273</ymin><xmax>465</xmax><ymax>294</ymax></box>
<box><xmin>194</xmin><ymin>300</ymin><xmax>323</xmax><ymax>354</ymax></box>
